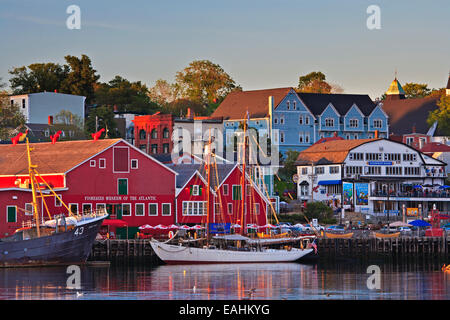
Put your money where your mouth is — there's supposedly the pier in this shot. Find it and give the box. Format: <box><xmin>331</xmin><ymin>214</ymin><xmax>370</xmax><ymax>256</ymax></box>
<box><xmin>89</xmin><ymin>236</ymin><xmax>450</xmax><ymax>261</ymax></box>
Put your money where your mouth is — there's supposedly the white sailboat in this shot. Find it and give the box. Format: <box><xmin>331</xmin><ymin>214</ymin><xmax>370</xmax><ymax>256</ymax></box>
<box><xmin>150</xmin><ymin>119</ymin><xmax>316</xmax><ymax>265</ymax></box>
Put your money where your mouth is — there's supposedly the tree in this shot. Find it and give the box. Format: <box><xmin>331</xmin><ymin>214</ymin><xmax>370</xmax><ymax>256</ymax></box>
<box><xmin>85</xmin><ymin>106</ymin><xmax>120</xmax><ymax>139</ymax></box>
<box><xmin>427</xmin><ymin>95</ymin><xmax>450</xmax><ymax>136</ymax></box>
<box><xmin>148</xmin><ymin>79</ymin><xmax>179</xmax><ymax>106</ymax></box>
<box><xmin>9</xmin><ymin>63</ymin><xmax>68</xmax><ymax>94</ymax></box>
<box><xmin>61</xmin><ymin>55</ymin><xmax>100</xmax><ymax>104</ymax></box>
<box><xmin>278</xmin><ymin>150</ymin><xmax>300</xmax><ymax>180</ymax></box>
<box><xmin>304</xmin><ymin>201</ymin><xmax>334</xmax><ymax>222</ymax></box>
<box><xmin>297</xmin><ymin>71</ymin><xmax>332</xmax><ymax>93</ymax></box>
<box><xmin>402</xmin><ymin>82</ymin><xmax>431</xmax><ymax>99</ymax></box>
<box><xmin>175</xmin><ymin>60</ymin><xmax>240</xmax><ymax>104</ymax></box>
<box><xmin>0</xmin><ymin>91</ymin><xmax>26</xmax><ymax>141</ymax></box>
<box><xmin>94</xmin><ymin>76</ymin><xmax>160</xmax><ymax>114</ymax></box>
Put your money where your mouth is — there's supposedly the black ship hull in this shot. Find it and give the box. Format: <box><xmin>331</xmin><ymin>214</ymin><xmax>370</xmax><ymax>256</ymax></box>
<box><xmin>0</xmin><ymin>216</ymin><xmax>106</xmax><ymax>267</ymax></box>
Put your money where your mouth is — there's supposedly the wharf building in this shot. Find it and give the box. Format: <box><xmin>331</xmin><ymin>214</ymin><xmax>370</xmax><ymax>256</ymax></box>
<box><xmin>0</xmin><ymin>138</ymin><xmax>269</xmax><ymax>239</ymax></box>
<box><xmin>295</xmin><ymin>138</ymin><xmax>448</xmax><ymax>222</ymax></box>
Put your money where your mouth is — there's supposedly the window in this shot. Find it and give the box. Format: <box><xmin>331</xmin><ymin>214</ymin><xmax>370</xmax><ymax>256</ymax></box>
<box><xmin>325</xmin><ymin>118</ymin><xmax>334</xmax><ymax>127</ymax></box>
<box><xmin>7</xmin><ymin>206</ymin><xmax>16</xmax><ymax>223</ymax></box>
<box><xmin>139</xmin><ymin>129</ymin><xmax>146</xmax><ymax>140</ymax></box>
<box><xmin>366</xmin><ymin>153</ymin><xmax>382</xmax><ymax>161</ymax></box>
<box><xmin>384</xmin><ymin>153</ymin><xmax>401</xmax><ymax>161</ymax></box>
<box><xmin>286</xmin><ymin>101</ymin><xmax>290</xmax><ymax>110</ymax></box>
<box><xmin>151</xmin><ymin>129</ymin><xmax>158</xmax><ymax>139</ymax></box>
<box><xmin>274</xmin><ymin>117</ymin><xmax>278</xmax><ymax>125</ymax></box>
<box><xmin>305</xmin><ymin>133</ymin><xmax>310</xmax><ymax>143</ymax></box>
<box><xmin>345</xmin><ymin>166</ymin><xmax>363</xmax><ymax>175</ymax></box>
<box><xmin>90</xmin><ymin>160</ymin><xmax>96</xmax><ymax>167</ymax></box>
<box><xmin>99</xmin><ymin>158</ymin><xmax>106</xmax><ymax>169</ymax></box>
<box><xmin>22</xmin><ymin>99</ymin><xmax>25</xmax><ymax>108</ymax></box>
<box><xmin>182</xmin><ymin>201</ymin><xmax>206</xmax><ymax>215</ymax></box>
<box><xmin>227</xmin><ymin>203</ymin><xmax>233</xmax><ymax>215</ymax></box>
<box><xmin>293</xmin><ymin>101</ymin><xmax>297</xmax><ymax>110</ymax></box>
<box><xmin>69</xmin><ymin>203</ymin><xmax>78</xmax><ymax>215</ymax></box>
<box><xmin>135</xmin><ymin>203</ymin><xmax>145</xmax><ymax>216</ymax></box>
<box><xmin>253</xmin><ymin>203</ymin><xmax>260</xmax><ymax>215</ymax></box>
<box><xmin>223</xmin><ymin>184</ymin><xmax>229</xmax><ymax>196</ymax></box>
<box><xmin>365</xmin><ymin>166</ymin><xmax>381</xmax><ymax>175</ymax></box>
<box><xmin>25</xmin><ymin>203</ymin><xmax>34</xmax><ymax>216</ymax></box>
<box><xmin>163</xmin><ymin>143</ymin><xmax>170</xmax><ymax>153</ymax></box>
<box><xmin>82</xmin><ymin>203</ymin><xmax>92</xmax><ymax>214</ymax></box>
<box><xmin>163</xmin><ymin>128</ymin><xmax>170</xmax><ymax>139</ymax></box>
<box><xmin>299</xmin><ymin>132</ymin><xmax>304</xmax><ymax>143</ymax></box>
<box><xmin>232</xmin><ymin>185</ymin><xmax>242</xmax><ymax>200</ymax></box>
<box><xmin>55</xmin><ymin>194</ymin><xmax>62</xmax><ymax>207</ymax></box>
<box><xmin>96</xmin><ymin>203</ymin><xmax>106</xmax><ymax>213</ymax></box>
<box><xmin>385</xmin><ymin>166</ymin><xmax>402</xmax><ymax>175</ymax></box>
<box><xmin>118</xmin><ymin>178</ymin><xmax>128</xmax><ymax>195</ymax></box>
<box><xmin>301</xmin><ymin>167</ymin><xmax>308</xmax><ymax>175</ymax></box>
<box><xmin>373</xmin><ymin>119</ymin><xmax>382</xmax><ymax>129</ymax></box>
<box><xmin>314</xmin><ymin>167</ymin><xmax>324</xmax><ymax>174</ymax></box>
<box><xmin>405</xmin><ymin>137</ymin><xmax>414</xmax><ymax>145</ymax></box>
<box><xmin>329</xmin><ymin>166</ymin><xmax>340</xmax><ymax>174</ymax></box>
<box><xmin>353</xmin><ymin>134</ymin><xmax>358</xmax><ymax>139</ymax></box>
<box><xmin>349</xmin><ymin>119</ymin><xmax>359</xmax><ymax>128</ymax></box>
<box><xmin>280</xmin><ymin>115</ymin><xmax>284</xmax><ymax>125</ymax></box>
<box><xmin>299</xmin><ymin>115</ymin><xmax>303</xmax><ymax>125</ymax></box>
<box><xmin>349</xmin><ymin>153</ymin><xmax>364</xmax><ymax>161</ymax></box>
<box><xmin>403</xmin><ymin>153</ymin><xmax>417</xmax><ymax>162</ymax></box>
<box><xmin>162</xmin><ymin>203</ymin><xmax>171</xmax><ymax>216</ymax></box>
<box><xmin>280</xmin><ymin>132</ymin><xmax>285</xmax><ymax>143</ymax></box>
<box><xmin>404</xmin><ymin>167</ymin><xmax>420</xmax><ymax>175</ymax></box>
<box><xmin>151</xmin><ymin>144</ymin><xmax>158</xmax><ymax>154</ymax></box>
<box><xmin>149</xmin><ymin>203</ymin><xmax>158</xmax><ymax>216</ymax></box>
<box><xmin>192</xmin><ymin>185</ymin><xmax>200</xmax><ymax>196</ymax></box>
<box><xmin>131</xmin><ymin>159</ymin><xmax>138</xmax><ymax>169</ymax></box>
<box><xmin>122</xmin><ymin>204</ymin><xmax>131</xmax><ymax>216</ymax></box>
<box><xmin>305</xmin><ymin>116</ymin><xmax>310</xmax><ymax>125</ymax></box>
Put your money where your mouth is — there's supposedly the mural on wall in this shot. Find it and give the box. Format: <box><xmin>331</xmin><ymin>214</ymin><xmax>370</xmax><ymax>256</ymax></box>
<box><xmin>343</xmin><ymin>182</ymin><xmax>353</xmax><ymax>207</ymax></box>
<box><xmin>355</xmin><ymin>183</ymin><xmax>369</xmax><ymax>206</ymax></box>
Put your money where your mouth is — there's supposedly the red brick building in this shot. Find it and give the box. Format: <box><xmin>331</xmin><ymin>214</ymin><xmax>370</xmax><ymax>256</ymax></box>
<box><xmin>0</xmin><ymin>139</ymin><xmax>177</xmax><ymax>239</ymax></box>
<box><xmin>132</xmin><ymin>113</ymin><xmax>174</xmax><ymax>155</ymax></box>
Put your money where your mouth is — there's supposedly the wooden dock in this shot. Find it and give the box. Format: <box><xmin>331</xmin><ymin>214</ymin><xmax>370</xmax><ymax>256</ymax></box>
<box><xmin>89</xmin><ymin>236</ymin><xmax>449</xmax><ymax>261</ymax></box>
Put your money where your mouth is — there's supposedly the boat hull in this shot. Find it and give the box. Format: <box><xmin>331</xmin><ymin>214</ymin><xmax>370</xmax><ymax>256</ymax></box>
<box><xmin>150</xmin><ymin>240</ymin><xmax>313</xmax><ymax>264</ymax></box>
<box><xmin>0</xmin><ymin>216</ymin><xmax>106</xmax><ymax>267</ymax></box>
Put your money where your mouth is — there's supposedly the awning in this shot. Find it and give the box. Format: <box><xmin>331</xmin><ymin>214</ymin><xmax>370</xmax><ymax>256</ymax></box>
<box><xmin>299</xmin><ymin>181</ymin><xmax>309</xmax><ymax>186</ymax></box>
<box><xmin>318</xmin><ymin>180</ymin><xmax>341</xmax><ymax>185</ymax></box>
<box><xmin>102</xmin><ymin>219</ymin><xmax>128</xmax><ymax>227</ymax></box>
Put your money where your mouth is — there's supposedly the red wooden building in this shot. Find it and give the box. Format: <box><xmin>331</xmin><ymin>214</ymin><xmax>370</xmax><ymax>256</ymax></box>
<box><xmin>0</xmin><ymin>139</ymin><xmax>177</xmax><ymax>239</ymax></box>
<box><xmin>170</xmin><ymin>163</ymin><xmax>270</xmax><ymax>229</ymax></box>
<box><xmin>132</xmin><ymin>113</ymin><xmax>174</xmax><ymax>155</ymax></box>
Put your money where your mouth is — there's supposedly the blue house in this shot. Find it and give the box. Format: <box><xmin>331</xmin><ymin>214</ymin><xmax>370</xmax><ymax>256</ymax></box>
<box><xmin>212</xmin><ymin>88</ymin><xmax>389</xmax><ymax>159</ymax></box>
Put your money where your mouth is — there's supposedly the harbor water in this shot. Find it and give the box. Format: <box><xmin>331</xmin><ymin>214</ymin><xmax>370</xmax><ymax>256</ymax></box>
<box><xmin>0</xmin><ymin>258</ymin><xmax>448</xmax><ymax>300</ymax></box>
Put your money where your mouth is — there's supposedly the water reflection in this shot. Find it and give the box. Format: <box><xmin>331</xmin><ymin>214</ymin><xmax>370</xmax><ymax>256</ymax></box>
<box><xmin>0</xmin><ymin>260</ymin><xmax>448</xmax><ymax>300</ymax></box>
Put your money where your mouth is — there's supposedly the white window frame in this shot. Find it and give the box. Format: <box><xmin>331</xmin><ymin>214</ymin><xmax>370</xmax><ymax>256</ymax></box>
<box><xmin>25</xmin><ymin>203</ymin><xmax>34</xmax><ymax>216</ymax></box>
<box><xmin>148</xmin><ymin>203</ymin><xmax>158</xmax><ymax>216</ymax></box>
<box><xmin>54</xmin><ymin>194</ymin><xmax>62</xmax><ymax>207</ymax></box>
<box><xmin>69</xmin><ymin>203</ymin><xmax>79</xmax><ymax>215</ymax></box>
<box><xmin>223</xmin><ymin>184</ymin><xmax>229</xmax><ymax>196</ymax></box>
<box><xmin>99</xmin><ymin>158</ymin><xmax>106</xmax><ymax>169</ymax></box>
<box><xmin>117</xmin><ymin>178</ymin><xmax>128</xmax><ymax>195</ymax></box>
<box><xmin>135</xmin><ymin>203</ymin><xmax>145</xmax><ymax>216</ymax></box>
<box><xmin>90</xmin><ymin>160</ymin><xmax>96</xmax><ymax>167</ymax></box>
<box><xmin>82</xmin><ymin>203</ymin><xmax>92</xmax><ymax>214</ymax></box>
<box><xmin>373</xmin><ymin>119</ymin><xmax>382</xmax><ymax>129</ymax></box>
<box><xmin>162</xmin><ymin>203</ymin><xmax>171</xmax><ymax>216</ymax></box>
<box><xmin>192</xmin><ymin>185</ymin><xmax>199</xmax><ymax>196</ymax></box>
<box><xmin>254</xmin><ymin>203</ymin><xmax>260</xmax><ymax>215</ymax></box>
<box><xmin>122</xmin><ymin>203</ymin><xmax>131</xmax><ymax>216</ymax></box>
<box><xmin>325</xmin><ymin>118</ymin><xmax>334</xmax><ymax>127</ymax></box>
<box><xmin>96</xmin><ymin>203</ymin><xmax>106</xmax><ymax>213</ymax></box>
<box><xmin>6</xmin><ymin>205</ymin><xmax>17</xmax><ymax>223</ymax></box>
<box><xmin>131</xmin><ymin>159</ymin><xmax>138</xmax><ymax>169</ymax></box>
<box><xmin>349</xmin><ymin>118</ymin><xmax>359</xmax><ymax>128</ymax></box>
<box><xmin>227</xmin><ymin>203</ymin><xmax>233</xmax><ymax>215</ymax></box>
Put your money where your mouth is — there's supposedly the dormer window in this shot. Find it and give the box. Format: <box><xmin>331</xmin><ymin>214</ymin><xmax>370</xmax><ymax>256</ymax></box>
<box><xmin>325</xmin><ymin>118</ymin><xmax>334</xmax><ymax>127</ymax></box>
<box><xmin>373</xmin><ymin>119</ymin><xmax>382</xmax><ymax>129</ymax></box>
<box><xmin>349</xmin><ymin>119</ymin><xmax>358</xmax><ymax>128</ymax></box>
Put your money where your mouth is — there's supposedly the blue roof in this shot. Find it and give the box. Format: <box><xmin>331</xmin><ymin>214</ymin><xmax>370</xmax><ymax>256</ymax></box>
<box><xmin>318</xmin><ymin>180</ymin><xmax>341</xmax><ymax>185</ymax></box>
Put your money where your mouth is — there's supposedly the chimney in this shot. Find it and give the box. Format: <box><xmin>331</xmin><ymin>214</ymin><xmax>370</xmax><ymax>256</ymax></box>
<box><xmin>48</xmin><ymin>115</ymin><xmax>53</xmax><ymax>125</ymax></box>
<box><xmin>374</xmin><ymin>130</ymin><xmax>379</xmax><ymax>139</ymax></box>
<box><xmin>187</xmin><ymin>108</ymin><xmax>192</xmax><ymax>119</ymax></box>
<box><xmin>412</xmin><ymin>124</ymin><xmax>416</xmax><ymax>133</ymax></box>
<box><xmin>268</xmin><ymin>96</ymin><xmax>274</xmax><ymax>132</ymax></box>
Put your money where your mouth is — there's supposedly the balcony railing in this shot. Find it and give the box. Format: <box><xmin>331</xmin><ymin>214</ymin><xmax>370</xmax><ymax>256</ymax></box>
<box><xmin>371</xmin><ymin>191</ymin><xmax>450</xmax><ymax>199</ymax></box>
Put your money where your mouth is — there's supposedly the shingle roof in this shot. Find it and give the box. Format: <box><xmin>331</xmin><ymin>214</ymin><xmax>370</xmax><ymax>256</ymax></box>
<box><xmin>168</xmin><ymin>163</ymin><xmax>236</xmax><ymax>190</ymax></box>
<box><xmin>211</xmin><ymin>87</ymin><xmax>292</xmax><ymax>120</ymax></box>
<box><xmin>295</xmin><ymin>138</ymin><xmax>378</xmax><ymax>165</ymax></box>
<box><xmin>382</xmin><ymin>95</ymin><xmax>441</xmax><ymax>135</ymax></box>
<box><xmin>420</xmin><ymin>142</ymin><xmax>450</xmax><ymax>153</ymax></box>
<box><xmin>0</xmin><ymin>139</ymin><xmax>121</xmax><ymax>175</ymax></box>
<box><xmin>296</xmin><ymin>92</ymin><xmax>376</xmax><ymax>116</ymax></box>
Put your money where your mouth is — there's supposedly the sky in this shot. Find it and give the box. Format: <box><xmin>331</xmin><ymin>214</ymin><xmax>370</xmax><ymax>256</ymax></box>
<box><xmin>0</xmin><ymin>0</ymin><xmax>449</xmax><ymax>100</ymax></box>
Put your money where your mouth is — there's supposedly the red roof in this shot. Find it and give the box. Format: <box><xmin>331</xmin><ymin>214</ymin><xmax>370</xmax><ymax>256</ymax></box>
<box><xmin>420</xmin><ymin>142</ymin><xmax>450</xmax><ymax>153</ymax></box>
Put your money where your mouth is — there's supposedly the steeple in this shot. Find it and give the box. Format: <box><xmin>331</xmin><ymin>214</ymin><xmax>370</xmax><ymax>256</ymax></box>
<box><xmin>385</xmin><ymin>73</ymin><xmax>406</xmax><ymax>100</ymax></box>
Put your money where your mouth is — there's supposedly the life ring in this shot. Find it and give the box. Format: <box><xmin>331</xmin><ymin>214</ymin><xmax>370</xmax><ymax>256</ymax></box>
<box><xmin>168</xmin><ymin>231</ymin><xmax>174</xmax><ymax>239</ymax></box>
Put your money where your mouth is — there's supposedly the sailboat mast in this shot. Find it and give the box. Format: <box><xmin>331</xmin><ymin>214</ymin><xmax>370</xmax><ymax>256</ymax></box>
<box><xmin>26</xmin><ymin>138</ymin><xmax>41</xmax><ymax>237</ymax></box>
<box><xmin>240</xmin><ymin>112</ymin><xmax>248</xmax><ymax>235</ymax></box>
<box><xmin>206</xmin><ymin>130</ymin><xmax>212</xmax><ymax>241</ymax></box>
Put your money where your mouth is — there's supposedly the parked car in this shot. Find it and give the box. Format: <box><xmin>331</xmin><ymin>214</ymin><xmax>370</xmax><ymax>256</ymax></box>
<box><xmin>398</xmin><ymin>226</ymin><xmax>412</xmax><ymax>234</ymax></box>
<box><xmin>276</xmin><ymin>222</ymin><xmax>293</xmax><ymax>234</ymax></box>
<box><xmin>304</xmin><ymin>224</ymin><xmax>325</xmax><ymax>231</ymax></box>
<box><xmin>380</xmin><ymin>226</ymin><xmax>398</xmax><ymax>233</ymax></box>
<box><xmin>326</xmin><ymin>225</ymin><xmax>345</xmax><ymax>232</ymax></box>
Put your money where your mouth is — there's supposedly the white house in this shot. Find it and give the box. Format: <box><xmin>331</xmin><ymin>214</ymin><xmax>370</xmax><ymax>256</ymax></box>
<box><xmin>295</xmin><ymin>138</ymin><xmax>448</xmax><ymax>222</ymax></box>
<box><xmin>9</xmin><ymin>92</ymin><xmax>85</xmax><ymax>125</ymax></box>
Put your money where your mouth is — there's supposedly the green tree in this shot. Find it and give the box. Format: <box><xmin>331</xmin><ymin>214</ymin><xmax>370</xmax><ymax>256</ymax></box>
<box><xmin>61</xmin><ymin>55</ymin><xmax>100</xmax><ymax>104</ymax></box>
<box><xmin>402</xmin><ymin>82</ymin><xmax>431</xmax><ymax>99</ymax></box>
<box><xmin>175</xmin><ymin>60</ymin><xmax>241</xmax><ymax>104</ymax></box>
<box><xmin>9</xmin><ymin>63</ymin><xmax>68</xmax><ymax>94</ymax></box>
<box><xmin>278</xmin><ymin>150</ymin><xmax>300</xmax><ymax>180</ymax></box>
<box><xmin>297</xmin><ymin>71</ymin><xmax>332</xmax><ymax>93</ymax></box>
<box><xmin>427</xmin><ymin>95</ymin><xmax>450</xmax><ymax>136</ymax></box>
<box><xmin>0</xmin><ymin>91</ymin><xmax>26</xmax><ymax>141</ymax></box>
<box><xmin>94</xmin><ymin>76</ymin><xmax>160</xmax><ymax>114</ymax></box>
<box><xmin>85</xmin><ymin>106</ymin><xmax>119</xmax><ymax>139</ymax></box>
<box><xmin>304</xmin><ymin>202</ymin><xmax>334</xmax><ymax>223</ymax></box>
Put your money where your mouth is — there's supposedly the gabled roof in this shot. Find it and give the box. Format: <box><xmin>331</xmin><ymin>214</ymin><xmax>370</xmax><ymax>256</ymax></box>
<box><xmin>168</xmin><ymin>163</ymin><xmax>237</xmax><ymax>190</ymax></box>
<box><xmin>296</xmin><ymin>92</ymin><xmax>376</xmax><ymax>116</ymax></box>
<box><xmin>420</xmin><ymin>142</ymin><xmax>450</xmax><ymax>153</ymax></box>
<box><xmin>296</xmin><ymin>138</ymin><xmax>379</xmax><ymax>165</ymax></box>
<box><xmin>0</xmin><ymin>139</ymin><xmax>122</xmax><ymax>175</ymax></box>
<box><xmin>211</xmin><ymin>87</ymin><xmax>292</xmax><ymax>120</ymax></box>
<box><xmin>382</xmin><ymin>95</ymin><xmax>441</xmax><ymax>135</ymax></box>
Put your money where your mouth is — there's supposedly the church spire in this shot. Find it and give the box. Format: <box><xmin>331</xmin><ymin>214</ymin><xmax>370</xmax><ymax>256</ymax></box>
<box><xmin>385</xmin><ymin>72</ymin><xmax>405</xmax><ymax>100</ymax></box>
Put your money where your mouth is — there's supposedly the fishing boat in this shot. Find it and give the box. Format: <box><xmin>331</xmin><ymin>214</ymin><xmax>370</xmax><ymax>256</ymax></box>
<box><xmin>151</xmin><ymin>117</ymin><xmax>315</xmax><ymax>264</ymax></box>
<box><xmin>0</xmin><ymin>138</ymin><xmax>108</xmax><ymax>267</ymax></box>
<box><xmin>374</xmin><ymin>232</ymin><xmax>400</xmax><ymax>239</ymax></box>
<box><xmin>325</xmin><ymin>232</ymin><xmax>354</xmax><ymax>239</ymax></box>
